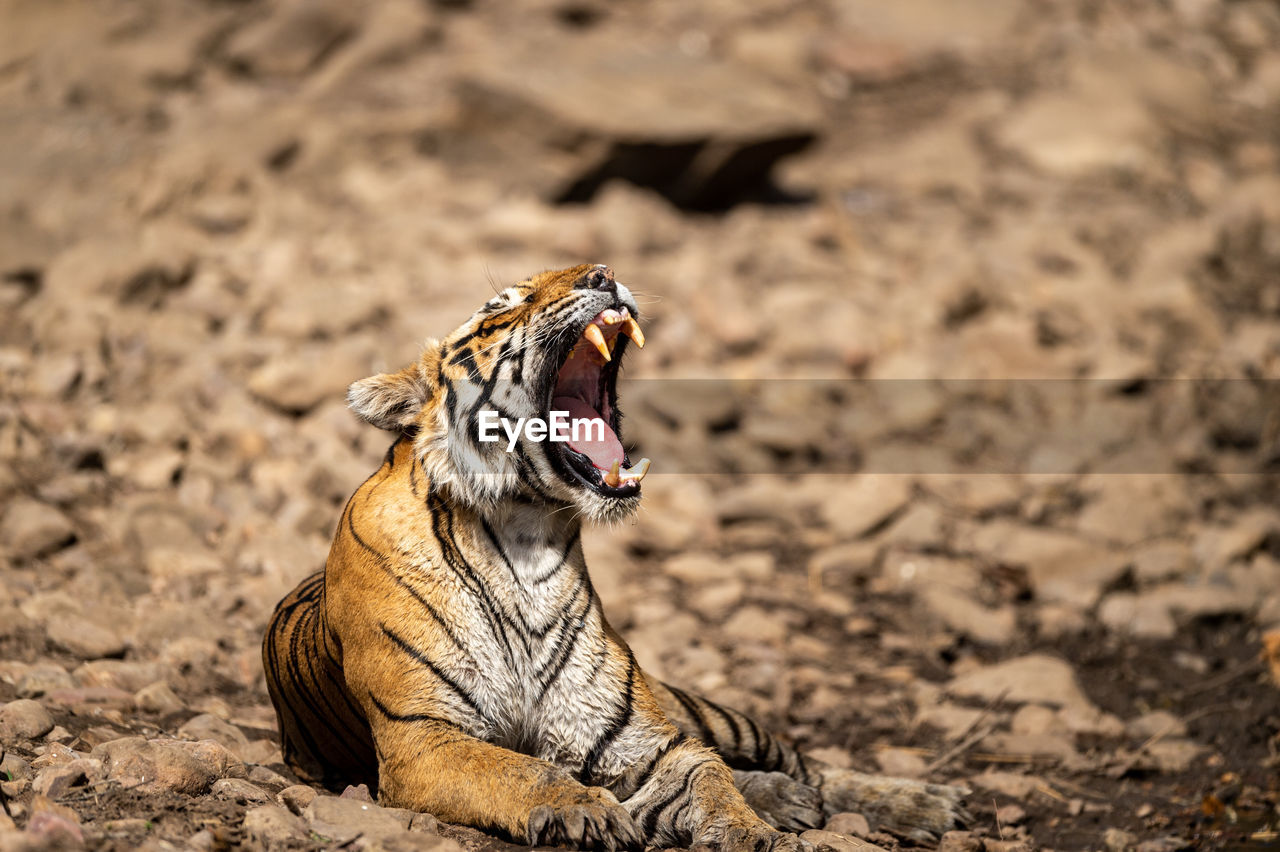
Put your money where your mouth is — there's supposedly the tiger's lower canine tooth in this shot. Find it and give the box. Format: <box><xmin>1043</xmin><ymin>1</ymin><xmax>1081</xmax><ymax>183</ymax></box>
<box><xmin>604</xmin><ymin>460</ymin><xmax>622</xmax><ymax>487</ymax></box>
<box><xmin>621</xmin><ymin>318</ymin><xmax>645</xmax><ymax>348</ymax></box>
<box><xmin>622</xmin><ymin>458</ymin><xmax>651</xmax><ymax>482</ymax></box>
<box><xmin>583</xmin><ymin>323</ymin><xmax>611</xmax><ymax>361</ymax></box>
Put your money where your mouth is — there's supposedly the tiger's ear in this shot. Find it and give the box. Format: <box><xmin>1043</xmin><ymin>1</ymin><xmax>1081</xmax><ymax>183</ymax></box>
<box><xmin>347</xmin><ymin>363</ymin><xmax>431</xmax><ymax>432</ymax></box>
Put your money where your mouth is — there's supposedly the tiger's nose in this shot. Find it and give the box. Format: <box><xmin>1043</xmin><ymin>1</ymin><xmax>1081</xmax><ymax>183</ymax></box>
<box><xmin>577</xmin><ymin>265</ymin><xmax>616</xmax><ymax>294</ymax></box>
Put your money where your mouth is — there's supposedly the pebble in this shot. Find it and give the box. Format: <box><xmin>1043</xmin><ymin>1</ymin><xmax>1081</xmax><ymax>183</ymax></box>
<box><xmin>305</xmin><ymin>795</ymin><xmax>412</xmax><ymax>845</ymax></box>
<box><xmin>801</xmin><ymin>828</ymin><xmax>888</xmax><ymax>852</ymax></box>
<box><xmin>212</xmin><ymin>777</ymin><xmax>273</xmax><ymax>805</ymax></box>
<box><xmin>0</xmin><ymin>499</ymin><xmax>75</xmax><ymax>561</ymax></box>
<box><xmin>26</xmin><ymin>795</ymin><xmax>84</xmax><ymax>846</ymax></box>
<box><xmin>824</xmin><ymin>812</ymin><xmax>871</xmax><ymax>838</ymax></box>
<box><xmin>73</xmin><ymin>660</ymin><xmax>171</xmax><ymax>693</ymax></box>
<box><xmin>178</xmin><ymin>714</ymin><xmax>251</xmax><ymax>757</ymax></box>
<box><xmin>1105</xmin><ymin>828</ymin><xmax>1139</xmax><ymax>851</ymax></box>
<box><xmin>243</xmin><ymin>804</ymin><xmax>311</xmax><ymax>847</ymax></box>
<box><xmin>31</xmin><ymin>758</ymin><xmax>104</xmax><ymax>798</ymax></box>
<box><xmin>279</xmin><ymin>783</ymin><xmax>319</xmax><ymax>814</ymax></box>
<box><xmin>0</xmin><ymin>699</ymin><xmax>55</xmax><ymax>743</ymax></box>
<box><xmin>45</xmin><ymin>616</ymin><xmax>127</xmax><ymax>660</ymax></box>
<box><xmin>818</xmin><ymin>476</ymin><xmax>913</xmax><ymax>539</ymax></box>
<box><xmin>15</xmin><ymin>663</ymin><xmax>74</xmax><ymax>698</ymax></box>
<box><xmin>938</xmin><ymin>832</ymin><xmax>984</xmax><ymax>852</ymax></box>
<box><xmin>947</xmin><ymin>654</ymin><xmax>1096</xmax><ymax>712</ymax></box>
<box><xmin>133</xmin><ymin>681</ymin><xmax>185</xmax><ymax>715</ymax></box>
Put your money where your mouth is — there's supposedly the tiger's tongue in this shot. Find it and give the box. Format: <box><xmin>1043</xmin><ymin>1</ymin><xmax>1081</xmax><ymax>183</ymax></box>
<box><xmin>552</xmin><ymin>395</ymin><xmax>624</xmax><ymax>471</ymax></box>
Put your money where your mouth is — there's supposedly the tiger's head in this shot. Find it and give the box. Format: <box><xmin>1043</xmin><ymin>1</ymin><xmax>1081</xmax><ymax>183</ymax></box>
<box><xmin>347</xmin><ymin>264</ymin><xmax>647</xmax><ymax>523</ymax></box>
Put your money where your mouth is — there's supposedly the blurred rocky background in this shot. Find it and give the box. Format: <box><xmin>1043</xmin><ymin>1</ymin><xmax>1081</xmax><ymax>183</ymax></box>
<box><xmin>2</xmin><ymin>0</ymin><xmax>1280</xmax><ymax>850</ymax></box>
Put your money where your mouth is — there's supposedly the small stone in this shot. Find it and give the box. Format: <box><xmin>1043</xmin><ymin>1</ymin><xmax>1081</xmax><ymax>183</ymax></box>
<box><xmin>247</xmin><ymin>764</ymin><xmax>292</xmax><ymax>789</ymax></box>
<box><xmin>801</xmin><ymin>828</ymin><xmax>888</xmax><ymax>852</ymax></box>
<box><xmin>824</xmin><ymin>812</ymin><xmax>871</xmax><ymax>838</ymax></box>
<box><xmin>1135</xmin><ymin>838</ymin><xmax>1192</xmax><ymax>852</ymax></box>
<box><xmin>341</xmin><ymin>782</ymin><xmax>375</xmax><ymax>802</ymax></box>
<box><xmin>873</xmin><ymin>747</ymin><xmax>927</xmax><ymax>778</ymax></box>
<box><xmin>918</xmin><ymin>587</ymin><xmax>1016</xmax><ymax>645</ymax></box>
<box><xmin>174</xmin><ymin>739</ymin><xmax>247</xmax><ymax>779</ymax></box>
<box><xmin>248</xmin><ymin>343</ymin><xmax>372</xmax><ymax>416</ymax></box>
<box><xmin>807</xmin><ymin>747</ymin><xmax>853</xmax><ymax>769</ymax></box>
<box><xmin>279</xmin><ymin>784</ymin><xmax>318</xmax><ymax>814</ymax></box>
<box><xmin>0</xmin><ymin>699</ymin><xmax>55</xmax><ymax>742</ymax></box>
<box><xmin>1128</xmin><ymin>711</ymin><xmax>1186</xmax><ymax>740</ymax></box>
<box><xmin>29</xmin><ymin>743</ymin><xmax>76</xmax><ymax>770</ymax></box>
<box><xmin>213</xmin><ymin>777</ymin><xmax>273</xmax><ymax>805</ymax></box>
<box><xmin>1105</xmin><ymin>827</ymin><xmax>1139</xmax><ymax>852</ymax></box>
<box><xmin>32</xmin><ymin>758</ymin><xmax>103</xmax><ymax>798</ymax></box>
<box><xmin>662</xmin><ymin>552</ymin><xmax>738</xmax><ymax>584</ymax></box>
<box><xmin>134</xmin><ymin>682</ymin><xmax>185</xmax><ymax>716</ymax></box>
<box><xmin>44</xmin><ymin>725</ymin><xmax>73</xmax><ymax>744</ymax></box>
<box><xmin>968</xmin><ymin>771</ymin><xmax>1046</xmax><ymax>798</ymax></box>
<box><xmin>225</xmin><ymin>0</ymin><xmax>362</xmax><ymax>79</ymax></box>
<box><xmin>44</xmin><ymin>687</ymin><xmax>135</xmax><ymax>711</ymax></box>
<box><xmin>1</xmin><ymin>750</ymin><xmax>31</xmax><ymax>783</ymax></box>
<box><xmin>723</xmin><ymin>606</ymin><xmax>788</xmax><ymax>645</ymax></box>
<box><xmin>1010</xmin><ymin>705</ymin><xmax>1066</xmax><ymax>736</ymax></box>
<box><xmin>948</xmin><ymin>654</ymin><xmax>1096</xmax><ymax>712</ymax></box>
<box><xmin>26</xmin><ymin>795</ymin><xmax>83</xmax><ymax>846</ymax></box>
<box><xmin>78</xmin><ymin>725</ymin><xmax>131</xmax><ymax>749</ymax></box>
<box><xmin>938</xmin><ymin>831</ymin><xmax>984</xmax><ymax>852</ymax></box>
<box><xmin>178</xmin><ymin>714</ymin><xmax>251</xmax><ymax>757</ymax></box>
<box><xmin>0</xmin><ymin>499</ymin><xmax>75</xmax><ymax>561</ymax></box>
<box><xmin>46</xmin><ymin>616</ymin><xmax>126</xmax><ymax>660</ymax></box>
<box><xmin>994</xmin><ymin>803</ymin><xmax>1026</xmax><ymax>825</ymax></box>
<box><xmin>73</xmin><ymin>660</ymin><xmax>170</xmax><ymax>693</ymax></box>
<box><xmin>982</xmin><ymin>841</ymin><xmax>1033</xmax><ymax>852</ymax></box>
<box><xmin>239</xmin><ymin>739</ymin><xmax>283</xmax><ymax>766</ymax></box>
<box><xmin>244</xmin><ymin>804</ymin><xmax>310</xmax><ymax>847</ymax></box>
<box><xmin>409</xmin><ymin>812</ymin><xmax>439</xmax><ymax>834</ymax></box>
<box><xmin>16</xmin><ymin>663</ymin><xmax>74</xmax><ymax>698</ymax></box>
<box><xmin>185</xmin><ymin>830</ymin><xmax>216</xmax><ymax>851</ymax></box>
<box><xmin>1097</xmin><ymin>593</ymin><xmax>1177</xmax><ymax>640</ymax></box>
<box><xmin>305</xmin><ymin>795</ymin><xmax>411</xmax><ymax>845</ymax></box>
<box><xmin>819</xmin><ymin>476</ymin><xmax>913</xmax><ymax>539</ymax></box>
<box><xmin>1141</xmin><ymin>739</ymin><xmax>1204</xmax><ymax>773</ymax></box>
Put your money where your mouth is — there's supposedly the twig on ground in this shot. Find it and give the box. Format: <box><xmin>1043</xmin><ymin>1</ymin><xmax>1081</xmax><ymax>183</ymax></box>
<box><xmin>923</xmin><ymin>688</ymin><xmax>1010</xmax><ymax>775</ymax></box>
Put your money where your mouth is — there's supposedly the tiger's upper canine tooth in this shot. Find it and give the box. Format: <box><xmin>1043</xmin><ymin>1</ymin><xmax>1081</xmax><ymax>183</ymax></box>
<box><xmin>621</xmin><ymin>458</ymin><xmax>651</xmax><ymax>482</ymax></box>
<box><xmin>620</xmin><ymin>317</ymin><xmax>645</xmax><ymax>348</ymax></box>
<box><xmin>604</xmin><ymin>460</ymin><xmax>622</xmax><ymax>487</ymax></box>
<box><xmin>583</xmin><ymin>323</ymin><xmax>611</xmax><ymax>361</ymax></box>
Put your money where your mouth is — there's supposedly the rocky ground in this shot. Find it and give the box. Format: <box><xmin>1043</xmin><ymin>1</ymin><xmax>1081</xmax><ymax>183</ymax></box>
<box><xmin>3</xmin><ymin>0</ymin><xmax>1280</xmax><ymax>850</ymax></box>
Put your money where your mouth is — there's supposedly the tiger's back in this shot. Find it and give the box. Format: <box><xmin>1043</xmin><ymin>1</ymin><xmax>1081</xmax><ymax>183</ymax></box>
<box><xmin>263</xmin><ymin>570</ymin><xmax>376</xmax><ymax>791</ymax></box>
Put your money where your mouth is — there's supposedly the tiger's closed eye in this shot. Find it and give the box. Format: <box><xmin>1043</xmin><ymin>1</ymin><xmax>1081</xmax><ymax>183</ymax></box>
<box><xmin>483</xmin><ymin>287</ymin><xmax>524</xmax><ymax>314</ymax></box>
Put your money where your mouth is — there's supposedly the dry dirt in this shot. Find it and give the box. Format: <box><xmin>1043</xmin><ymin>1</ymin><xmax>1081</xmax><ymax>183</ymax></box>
<box><xmin>3</xmin><ymin>0</ymin><xmax>1280</xmax><ymax>850</ymax></box>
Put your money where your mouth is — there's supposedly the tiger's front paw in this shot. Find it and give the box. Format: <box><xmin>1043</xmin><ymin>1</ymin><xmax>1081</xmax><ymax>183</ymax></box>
<box><xmin>705</xmin><ymin>820</ymin><xmax>812</xmax><ymax>852</ymax></box>
<box><xmin>733</xmin><ymin>771</ymin><xmax>823</xmax><ymax>832</ymax></box>
<box><xmin>527</xmin><ymin>787</ymin><xmax>643</xmax><ymax>852</ymax></box>
<box><xmin>818</xmin><ymin>768</ymin><xmax>970</xmax><ymax>843</ymax></box>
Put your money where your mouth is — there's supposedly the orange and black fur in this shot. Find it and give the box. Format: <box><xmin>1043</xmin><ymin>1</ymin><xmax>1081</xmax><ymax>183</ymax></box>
<box><xmin>263</xmin><ymin>265</ymin><xmax>967</xmax><ymax>851</ymax></box>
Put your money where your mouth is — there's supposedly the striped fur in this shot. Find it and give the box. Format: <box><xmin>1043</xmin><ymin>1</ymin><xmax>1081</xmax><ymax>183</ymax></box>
<box><xmin>263</xmin><ymin>265</ymin><xmax>967</xmax><ymax>851</ymax></box>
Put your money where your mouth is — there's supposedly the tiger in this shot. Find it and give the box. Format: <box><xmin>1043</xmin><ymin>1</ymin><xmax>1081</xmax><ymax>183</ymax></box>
<box><xmin>262</xmin><ymin>264</ymin><xmax>968</xmax><ymax>851</ymax></box>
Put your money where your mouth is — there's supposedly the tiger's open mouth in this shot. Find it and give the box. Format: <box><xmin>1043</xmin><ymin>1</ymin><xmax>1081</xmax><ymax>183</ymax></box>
<box><xmin>548</xmin><ymin>308</ymin><xmax>648</xmax><ymax>498</ymax></box>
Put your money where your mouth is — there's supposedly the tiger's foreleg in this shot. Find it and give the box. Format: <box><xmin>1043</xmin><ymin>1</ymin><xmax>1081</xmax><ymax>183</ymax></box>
<box><xmin>650</xmin><ymin>681</ymin><xmax>970</xmax><ymax>842</ymax></box>
<box><xmin>372</xmin><ymin>715</ymin><xmax>643</xmax><ymax>851</ymax></box>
